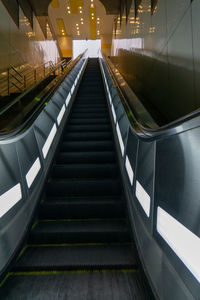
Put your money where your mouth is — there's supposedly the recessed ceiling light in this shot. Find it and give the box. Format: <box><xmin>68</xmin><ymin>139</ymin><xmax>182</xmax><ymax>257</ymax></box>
<box><xmin>68</xmin><ymin>11</ymin><xmax>71</xmax><ymax>14</ymax></box>
<box><xmin>97</xmin><ymin>21</ymin><xmax>99</xmax><ymax>24</ymax></box>
<box><xmin>67</xmin><ymin>6</ymin><xmax>70</xmax><ymax>9</ymax></box>
<box><xmin>81</xmin><ymin>22</ymin><xmax>83</xmax><ymax>24</ymax></box>
<box><xmin>80</xmin><ymin>10</ymin><xmax>82</xmax><ymax>13</ymax></box>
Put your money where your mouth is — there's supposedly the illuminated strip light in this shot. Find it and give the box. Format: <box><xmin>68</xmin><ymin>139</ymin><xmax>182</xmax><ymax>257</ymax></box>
<box><xmin>136</xmin><ymin>181</ymin><xmax>150</xmax><ymax>217</ymax></box>
<box><xmin>125</xmin><ymin>155</ymin><xmax>134</xmax><ymax>185</ymax></box>
<box><xmin>108</xmin><ymin>92</ymin><xmax>112</xmax><ymax>104</ymax></box>
<box><xmin>116</xmin><ymin>123</ymin><xmax>124</xmax><ymax>156</ymax></box>
<box><xmin>57</xmin><ymin>105</ymin><xmax>66</xmax><ymax>125</ymax></box>
<box><xmin>42</xmin><ymin>124</ymin><xmax>57</xmax><ymax>159</ymax></box>
<box><xmin>111</xmin><ymin>105</ymin><xmax>116</xmax><ymax>123</ymax></box>
<box><xmin>65</xmin><ymin>94</ymin><xmax>71</xmax><ymax>107</ymax></box>
<box><xmin>0</xmin><ymin>184</ymin><xmax>22</xmax><ymax>218</ymax></box>
<box><xmin>26</xmin><ymin>158</ymin><xmax>41</xmax><ymax>188</ymax></box>
<box><xmin>157</xmin><ymin>207</ymin><xmax>200</xmax><ymax>283</ymax></box>
<box><xmin>71</xmin><ymin>85</ymin><xmax>75</xmax><ymax>94</ymax></box>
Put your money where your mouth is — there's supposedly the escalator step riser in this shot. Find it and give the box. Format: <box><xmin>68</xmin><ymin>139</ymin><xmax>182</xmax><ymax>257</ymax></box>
<box><xmin>29</xmin><ymin>219</ymin><xmax>130</xmax><ymax>243</ymax></box>
<box><xmin>52</xmin><ymin>164</ymin><xmax>118</xmax><ymax>179</ymax></box>
<box><xmin>57</xmin><ymin>152</ymin><xmax>116</xmax><ymax>164</ymax></box>
<box><xmin>61</xmin><ymin>141</ymin><xmax>113</xmax><ymax>152</ymax></box>
<box><xmin>66</xmin><ymin>125</ymin><xmax>110</xmax><ymax>132</ymax></box>
<box><xmin>46</xmin><ymin>180</ymin><xmax>121</xmax><ymax>197</ymax></box>
<box><xmin>29</xmin><ymin>232</ymin><xmax>130</xmax><ymax>244</ymax></box>
<box><xmin>14</xmin><ymin>245</ymin><xmax>136</xmax><ymax>272</ymax></box>
<box><xmin>72</xmin><ymin>109</ymin><xmax>107</xmax><ymax>113</ymax></box>
<box><xmin>39</xmin><ymin>202</ymin><xmax>125</xmax><ymax>219</ymax></box>
<box><xmin>70</xmin><ymin>114</ymin><xmax>108</xmax><ymax>119</ymax></box>
<box><xmin>69</xmin><ymin>118</ymin><xmax>109</xmax><ymax>125</ymax></box>
<box><xmin>64</xmin><ymin>132</ymin><xmax>112</xmax><ymax>141</ymax></box>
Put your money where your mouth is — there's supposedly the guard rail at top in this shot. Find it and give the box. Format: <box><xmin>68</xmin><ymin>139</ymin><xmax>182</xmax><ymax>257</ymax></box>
<box><xmin>99</xmin><ymin>57</ymin><xmax>200</xmax><ymax>300</ymax></box>
<box><xmin>0</xmin><ymin>52</ymin><xmax>86</xmax><ymax>138</ymax></box>
<box><xmin>0</xmin><ymin>55</ymin><xmax>88</xmax><ymax>279</ymax></box>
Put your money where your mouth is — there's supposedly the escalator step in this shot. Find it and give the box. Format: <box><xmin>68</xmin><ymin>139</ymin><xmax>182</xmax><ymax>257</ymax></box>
<box><xmin>71</xmin><ymin>113</ymin><xmax>108</xmax><ymax>119</ymax></box>
<box><xmin>61</xmin><ymin>141</ymin><xmax>113</xmax><ymax>152</ymax></box>
<box><xmin>66</xmin><ymin>124</ymin><xmax>110</xmax><ymax>132</ymax></box>
<box><xmin>69</xmin><ymin>118</ymin><xmax>109</xmax><ymax>124</ymax></box>
<box><xmin>52</xmin><ymin>164</ymin><xmax>118</xmax><ymax>179</ymax></box>
<box><xmin>72</xmin><ymin>108</ymin><xmax>107</xmax><ymax>113</ymax></box>
<box><xmin>0</xmin><ymin>271</ymin><xmax>155</xmax><ymax>300</ymax></box>
<box><xmin>14</xmin><ymin>245</ymin><xmax>137</xmax><ymax>271</ymax></box>
<box><xmin>57</xmin><ymin>151</ymin><xmax>116</xmax><ymax>163</ymax></box>
<box><xmin>29</xmin><ymin>220</ymin><xmax>130</xmax><ymax>244</ymax></box>
<box><xmin>64</xmin><ymin>132</ymin><xmax>112</xmax><ymax>141</ymax></box>
<box><xmin>46</xmin><ymin>179</ymin><xmax>121</xmax><ymax>197</ymax></box>
<box><xmin>39</xmin><ymin>199</ymin><xmax>125</xmax><ymax>219</ymax></box>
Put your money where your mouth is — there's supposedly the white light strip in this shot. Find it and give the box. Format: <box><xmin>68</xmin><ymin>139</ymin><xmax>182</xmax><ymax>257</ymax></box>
<box><xmin>65</xmin><ymin>93</ymin><xmax>71</xmax><ymax>107</ymax></box>
<box><xmin>136</xmin><ymin>181</ymin><xmax>151</xmax><ymax>217</ymax></box>
<box><xmin>111</xmin><ymin>105</ymin><xmax>116</xmax><ymax>123</ymax></box>
<box><xmin>157</xmin><ymin>207</ymin><xmax>200</xmax><ymax>283</ymax></box>
<box><xmin>71</xmin><ymin>85</ymin><xmax>75</xmax><ymax>94</ymax></box>
<box><xmin>125</xmin><ymin>155</ymin><xmax>134</xmax><ymax>185</ymax></box>
<box><xmin>108</xmin><ymin>92</ymin><xmax>112</xmax><ymax>104</ymax></box>
<box><xmin>42</xmin><ymin>123</ymin><xmax>57</xmax><ymax>159</ymax></box>
<box><xmin>57</xmin><ymin>105</ymin><xmax>65</xmax><ymax>125</ymax></box>
<box><xmin>26</xmin><ymin>157</ymin><xmax>41</xmax><ymax>188</ymax></box>
<box><xmin>116</xmin><ymin>123</ymin><xmax>124</xmax><ymax>156</ymax></box>
<box><xmin>0</xmin><ymin>184</ymin><xmax>22</xmax><ymax>218</ymax></box>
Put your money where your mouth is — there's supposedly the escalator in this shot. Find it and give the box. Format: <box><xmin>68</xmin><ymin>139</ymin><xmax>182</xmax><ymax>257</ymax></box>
<box><xmin>0</xmin><ymin>59</ymin><xmax>154</xmax><ymax>299</ymax></box>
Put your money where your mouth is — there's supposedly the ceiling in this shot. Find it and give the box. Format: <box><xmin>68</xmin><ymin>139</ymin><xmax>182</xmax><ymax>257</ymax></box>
<box><xmin>48</xmin><ymin>0</ymin><xmax>115</xmax><ymax>40</ymax></box>
<box><xmin>29</xmin><ymin>0</ymin><xmax>120</xmax><ymax>16</ymax></box>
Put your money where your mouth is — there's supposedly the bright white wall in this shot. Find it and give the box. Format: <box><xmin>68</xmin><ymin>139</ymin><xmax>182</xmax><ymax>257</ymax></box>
<box><xmin>0</xmin><ymin>2</ymin><xmax>60</xmax><ymax>71</ymax></box>
<box><xmin>73</xmin><ymin>39</ymin><xmax>101</xmax><ymax>59</ymax></box>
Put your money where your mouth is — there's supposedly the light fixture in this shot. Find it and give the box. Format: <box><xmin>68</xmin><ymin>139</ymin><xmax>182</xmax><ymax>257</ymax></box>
<box><xmin>81</xmin><ymin>22</ymin><xmax>83</xmax><ymax>24</ymax></box>
<box><xmin>67</xmin><ymin>6</ymin><xmax>70</xmax><ymax>9</ymax></box>
<box><xmin>80</xmin><ymin>10</ymin><xmax>82</xmax><ymax>13</ymax></box>
<box><xmin>68</xmin><ymin>10</ymin><xmax>71</xmax><ymax>13</ymax></box>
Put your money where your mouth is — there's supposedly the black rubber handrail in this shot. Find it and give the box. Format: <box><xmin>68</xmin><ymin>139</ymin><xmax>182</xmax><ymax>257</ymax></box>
<box><xmin>0</xmin><ymin>51</ymin><xmax>87</xmax><ymax>140</ymax></box>
<box><xmin>103</xmin><ymin>55</ymin><xmax>200</xmax><ymax>137</ymax></box>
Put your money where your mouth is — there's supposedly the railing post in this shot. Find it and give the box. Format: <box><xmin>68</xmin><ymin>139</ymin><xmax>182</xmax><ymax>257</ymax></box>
<box><xmin>7</xmin><ymin>68</ymin><xmax>10</xmax><ymax>96</ymax></box>
<box><xmin>34</xmin><ymin>69</ymin><xmax>36</xmax><ymax>83</ymax></box>
<box><xmin>24</xmin><ymin>75</ymin><xmax>26</xmax><ymax>90</ymax></box>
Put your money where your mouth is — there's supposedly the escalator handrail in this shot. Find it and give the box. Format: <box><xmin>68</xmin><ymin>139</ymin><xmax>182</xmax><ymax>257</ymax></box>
<box><xmin>0</xmin><ymin>51</ymin><xmax>87</xmax><ymax>140</ymax></box>
<box><xmin>102</xmin><ymin>54</ymin><xmax>200</xmax><ymax>139</ymax></box>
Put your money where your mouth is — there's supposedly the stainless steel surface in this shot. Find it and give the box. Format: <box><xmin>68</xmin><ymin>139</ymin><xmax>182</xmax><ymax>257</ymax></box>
<box><xmin>100</xmin><ymin>56</ymin><xmax>200</xmax><ymax>299</ymax></box>
<box><xmin>111</xmin><ymin>0</ymin><xmax>199</xmax><ymax>125</ymax></box>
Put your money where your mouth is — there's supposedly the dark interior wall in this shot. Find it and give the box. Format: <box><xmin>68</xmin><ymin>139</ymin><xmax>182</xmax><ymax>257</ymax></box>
<box><xmin>111</xmin><ymin>0</ymin><xmax>200</xmax><ymax>125</ymax></box>
<box><xmin>1</xmin><ymin>0</ymin><xmax>19</xmax><ymax>26</ymax></box>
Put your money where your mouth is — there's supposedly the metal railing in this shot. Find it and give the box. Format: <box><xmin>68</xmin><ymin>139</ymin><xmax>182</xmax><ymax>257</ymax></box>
<box><xmin>0</xmin><ymin>59</ymin><xmax>69</xmax><ymax>98</ymax></box>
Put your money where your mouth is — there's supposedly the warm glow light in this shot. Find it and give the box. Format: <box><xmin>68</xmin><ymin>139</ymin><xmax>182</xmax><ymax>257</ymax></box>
<box><xmin>80</xmin><ymin>10</ymin><xmax>82</xmax><ymax>13</ymax></box>
<box><xmin>68</xmin><ymin>11</ymin><xmax>71</xmax><ymax>13</ymax></box>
